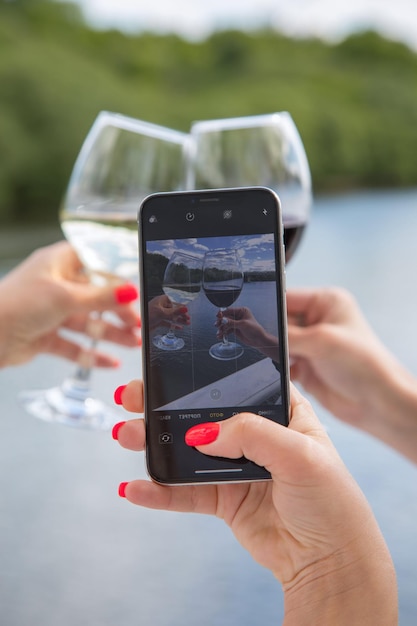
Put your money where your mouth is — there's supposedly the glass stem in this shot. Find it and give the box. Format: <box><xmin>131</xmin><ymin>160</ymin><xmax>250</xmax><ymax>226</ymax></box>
<box><xmin>165</xmin><ymin>323</ymin><xmax>176</xmax><ymax>339</ymax></box>
<box><xmin>64</xmin><ymin>312</ymin><xmax>104</xmax><ymax>394</ymax></box>
<box><xmin>220</xmin><ymin>309</ymin><xmax>229</xmax><ymax>345</ymax></box>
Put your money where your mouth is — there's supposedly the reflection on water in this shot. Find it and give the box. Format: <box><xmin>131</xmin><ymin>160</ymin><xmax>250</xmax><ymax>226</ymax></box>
<box><xmin>1</xmin><ymin>189</ymin><xmax>417</xmax><ymax>626</ymax></box>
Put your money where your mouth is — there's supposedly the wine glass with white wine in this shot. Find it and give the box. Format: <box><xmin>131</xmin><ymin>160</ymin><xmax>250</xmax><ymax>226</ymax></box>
<box><xmin>19</xmin><ymin>111</ymin><xmax>189</xmax><ymax>429</ymax></box>
<box><xmin>153</xmin><ymin>251</ymin><xmax>203</xmax><ymax>351</ymax></box>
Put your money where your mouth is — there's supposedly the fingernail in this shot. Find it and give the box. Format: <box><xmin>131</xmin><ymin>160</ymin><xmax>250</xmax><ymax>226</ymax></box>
<box><xmin>118</xmin><ymin>482</ymin><xmax>128</xmax><ymax>498</ymax></box>
<box><xmin>185</xmin><ymin>422</ymin><xmax>220</xmax><ymax>446</ymax></box>
<box><xmin>112</xmin><ymin>421</ymin><xmax>126</xmax><ymax>440</ymax></box>
<box><xmin>179</xmin><ymin>306</ymin><xmax>188</xmax><ymax>313</ymax></box>
<box><xmin>114</xmin><ymin>385</ymin><xmax>127</xmax><ymax>405</ymax></box>
<box><xmin>114</xmin><ymin>284</ymin><xmax>138</xmax><ymax>304</ymax></box>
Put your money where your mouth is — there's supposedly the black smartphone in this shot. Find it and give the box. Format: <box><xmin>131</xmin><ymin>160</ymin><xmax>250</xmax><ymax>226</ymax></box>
<box><xmin>138</xmin><ymin>187</ymin><xmax>290</xmax><ymax>484</ymax></box>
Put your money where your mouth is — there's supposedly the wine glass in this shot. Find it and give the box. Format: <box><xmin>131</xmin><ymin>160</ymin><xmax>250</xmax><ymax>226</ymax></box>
<box><xmin>202</xmin><ymin>248</ymin><xmax>244</xmax><ymax>361</ymax></box>
<box><xmin>19</xmin><ymin>111</ymin><xmax>189</xmax><ymax>430</ymax></box>
<box><xmin>188</xmin><ymin>112</ymin><xmax>312</xmax><ymax>263</ymax></box>
<box><xmin>153</xmin><ymin>251</ymin><xmax>203</xmax><ymax>351</ymax></box>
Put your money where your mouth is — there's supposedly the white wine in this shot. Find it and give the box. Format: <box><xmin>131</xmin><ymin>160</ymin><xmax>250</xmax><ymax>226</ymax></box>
<box><xmin>163</xmin><ymin>284</ymin><xmax>201</xmax><ymax>305</ymax></box>
<box><xmin>61</xmin><ymin>211</ymin><xmax>139</xmax><ymax>285</ymax></box>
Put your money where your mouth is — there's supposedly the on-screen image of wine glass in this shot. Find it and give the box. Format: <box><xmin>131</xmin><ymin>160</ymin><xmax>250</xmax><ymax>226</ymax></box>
<box><xmin>202</xmin><ymin>248</ymin><xmax>244</xmax><ymax>361</ymax></box>
<box><xmin>153</xmin><ymin>251</ymin><xmax>203</xmax><ymax>351</ymax></box>
<box><xmin>188</xmin><ymin>112</ymin><xmax>312</xmax><ymax>264</ymax></box>
<box><xmin>19</xmin><ymin>111</ymin><xmax>189</xmax><ymax>430</ymax></box>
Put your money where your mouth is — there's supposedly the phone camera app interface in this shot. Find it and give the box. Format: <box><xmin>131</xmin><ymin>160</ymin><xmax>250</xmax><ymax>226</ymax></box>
<box><xmin>145</xmin><ymin>233</ymin><xmax>284</xmax><ymax>419</ymax></box>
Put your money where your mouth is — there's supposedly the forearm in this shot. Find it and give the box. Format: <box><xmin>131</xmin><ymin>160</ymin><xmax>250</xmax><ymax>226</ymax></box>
<box><xmin>0</xmin><ymin>286</ymin><xmax>17</xmax><ymax>368</ymax></box>
<box><xmin>364</xmin><ymin>361</ymin><xmax>417</xmax><ymax>464</ymax></box>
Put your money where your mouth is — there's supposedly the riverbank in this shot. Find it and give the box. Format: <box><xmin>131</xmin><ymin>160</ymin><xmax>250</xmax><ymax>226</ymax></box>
<box><xmin>0</xmin><ymin>223</ymin><xmax>62</xmax><ymax>266</ymax></box>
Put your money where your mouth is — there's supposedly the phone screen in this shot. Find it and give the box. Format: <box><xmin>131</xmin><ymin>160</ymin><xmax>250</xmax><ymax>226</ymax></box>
<box><xmin>139</xmin><ymin>187</ymin><xmax>289</xmax><ymax>484</ymax></box>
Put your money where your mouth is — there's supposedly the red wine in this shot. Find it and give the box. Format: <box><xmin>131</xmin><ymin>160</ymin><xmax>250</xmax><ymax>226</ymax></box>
<box><xmin>204</xmin><ymin>286</ymin><xmax>242</xmax><ymax>308</ymax></box>
<box><xmin>283</xmin><ymin>219</ymin><xmax>307</xmax><ymax>263</ymax></box>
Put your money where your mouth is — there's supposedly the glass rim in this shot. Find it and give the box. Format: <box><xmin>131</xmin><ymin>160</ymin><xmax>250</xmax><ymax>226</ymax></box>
<box><xmin>190</xmin><ymin>111</ymin><xmax>293</xmax><ymax>133</ymax></box>
<box><xmin>93</xmin><ymin>110</ymin><xmax>188</xmax><ymax>143</ymax></box>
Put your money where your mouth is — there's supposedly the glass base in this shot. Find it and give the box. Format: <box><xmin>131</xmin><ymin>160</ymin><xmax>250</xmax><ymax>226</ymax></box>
<box><xmin>18</xmin><ymin>377</ymin><xmax>117</xmax><ymax>430</ymax></box>
<box><xmin>209</xmin><ymin>341</ymin><xmax>243</xmax><ymax>361</ymax></box>
<box><xmin>153</xmin><ymin>334</ymin><xmax>185</xmax><ymax>351</ymax></box>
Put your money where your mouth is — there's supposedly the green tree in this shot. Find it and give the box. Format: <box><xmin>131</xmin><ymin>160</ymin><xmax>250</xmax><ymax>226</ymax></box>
<box><xmin>0</xmin><ymin>2</ymin><xmax>417</xmax><ymax>225</ymax></box>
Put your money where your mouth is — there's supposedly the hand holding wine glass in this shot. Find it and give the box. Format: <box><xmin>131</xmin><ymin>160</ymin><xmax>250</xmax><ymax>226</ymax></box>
<box><xmin>202</xmin><ymin>248</ymin><xmax>244</xmax><ymax>361</ymax></box>
<box><xmin>19</xmin><ymin>111</ymin><xmax>189</xmax><ymax>429</ymax></box>
<box><xmin>148</xmin><ymin>295</ymin><xmax>190</xmax><ymax>333</ymax></box>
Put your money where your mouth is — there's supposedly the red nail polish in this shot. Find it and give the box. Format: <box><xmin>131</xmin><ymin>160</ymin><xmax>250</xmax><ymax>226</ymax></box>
<box><xmin>115</xmin><ymin>284</ymin><xmax>138</xmax><ymax>304</ymax></box>
<box><xmin>112</xmin><ymin>421</ymin><xmax>126</xmax><ymax>440</ymax></box>
<box><xmin>185</xmin><ymin>422</ymin><xmax>220</xmax><ymax>447</ymax></box>
<box><xmin>114</xmin><ymin>385</ymin><xmax>127</xmax><ymax>405</ymax></box>
<box><xmin>118</xmin><ymin>482</ymin><xmax>128</xmax><ymax>498</ymax></box>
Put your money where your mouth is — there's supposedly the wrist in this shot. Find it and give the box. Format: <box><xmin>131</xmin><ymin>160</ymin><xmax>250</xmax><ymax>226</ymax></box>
<box><xmin>257</xmin><ymin>329</ymin><xmax>279</xmax><ymax>362</ymax></box>
<box><xmin>282</xmin><ymin>535</ymin><xmax>397</xmax><ymax>626</ymax></box>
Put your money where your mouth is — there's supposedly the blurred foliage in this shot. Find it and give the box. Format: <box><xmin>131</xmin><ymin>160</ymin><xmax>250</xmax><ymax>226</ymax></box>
<box><xmin>1</xmin><ymin>0</ymin><xmax>417</xmax><ymax>224</ymax></box>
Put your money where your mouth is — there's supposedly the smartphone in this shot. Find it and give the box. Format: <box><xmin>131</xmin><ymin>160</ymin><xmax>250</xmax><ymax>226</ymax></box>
<box><xmin>138</xmin><ymin>187</ymin><xmax>290</xmax><ymax>484</ymax></box>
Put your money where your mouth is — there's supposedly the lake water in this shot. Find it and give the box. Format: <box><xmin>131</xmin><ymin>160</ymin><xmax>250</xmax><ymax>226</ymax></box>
<box><xmin>1</xmin><ymin>188</ymin><xmax>417</xmax><ymax>625</ymax></box>
<box><xmin>149</xmin><ymin>281</ymin><xmax>280</xmax><ymax>406</ymax></box>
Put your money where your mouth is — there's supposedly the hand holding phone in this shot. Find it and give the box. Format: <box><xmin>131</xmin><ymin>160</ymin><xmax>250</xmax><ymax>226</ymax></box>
<box><xmin>138</xmin><ymin>187</ymin><xmax>290</xmax><ymax>484</ymax></box>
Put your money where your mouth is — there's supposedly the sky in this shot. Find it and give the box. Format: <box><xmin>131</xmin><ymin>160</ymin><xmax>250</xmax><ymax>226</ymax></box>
<box><xmin>71</xmin><ymin>0</ymin><xmax>417</xmax><ymax>50</ymax></box>
<box><xmin>148</xmin><ymin>234</ymin><xmax>276</xmax><ymax>273</ymax></box>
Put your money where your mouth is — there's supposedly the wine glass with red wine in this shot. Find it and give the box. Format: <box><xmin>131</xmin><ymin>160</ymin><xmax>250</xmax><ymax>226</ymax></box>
<box><xmin>202</xmin><ymin>248</ymin><xmax>244</xmax><ymax>361</ymax></box>
<box><xmin>188</xmin><ymin>113</ymin><xmax>312</xmax><ymax>263</ymax></box>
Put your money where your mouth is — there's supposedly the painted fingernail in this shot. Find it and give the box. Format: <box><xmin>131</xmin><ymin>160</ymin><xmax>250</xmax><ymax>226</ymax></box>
<box><xmin>112</xmin><ymin>421</ymin><xmax>126</xmax><ymax>440</ymax></box>
<box><xmin>114</xmin><ymin>284</ymin><xmax>138</xmax><ymax>304</ymax></box>
<box><xmin>114</xmin><ymin>385</ymin><xmax>127</xmax><ymax>405</ymax></box>
<box><xmin>118</xmin><ymin>482</ymin><xmax>128</xmax><ymax>498</ymax></box>
<box><xmin>185</xmin><ymin>422</ymin><xmax>220</xmax><ymax>446</ymax></box>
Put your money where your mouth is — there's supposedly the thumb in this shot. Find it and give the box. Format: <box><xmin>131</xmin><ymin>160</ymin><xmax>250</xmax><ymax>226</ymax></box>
<box><xmin>185</xmin><ymin>387</ymin><xmax>328</xmax><ymax>480</ymax></box>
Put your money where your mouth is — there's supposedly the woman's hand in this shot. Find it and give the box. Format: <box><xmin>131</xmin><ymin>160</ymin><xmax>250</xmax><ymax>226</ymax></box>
<box><xmin>113</xmin><ymin>380</ymin><xmax>397</xmax><ymax>625</ymax></box>
<box><xmin>215</xmin><ymin>306</ymin><xmax>279</xmax><ymax>361</ymax></box>
<box><xmin>148</xmin><ymin>294</ymin><xmax>190</xmax><ymax>331</ymax></box>
<box><xmin>287</xmin><ymin>287</ymin><xmax>417</xmax><ymax>463</ymax></box>
<box><xmin>0</xmin><ymin>241</ymin><xmax>140</xmax><ymax>368</ymax></box>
